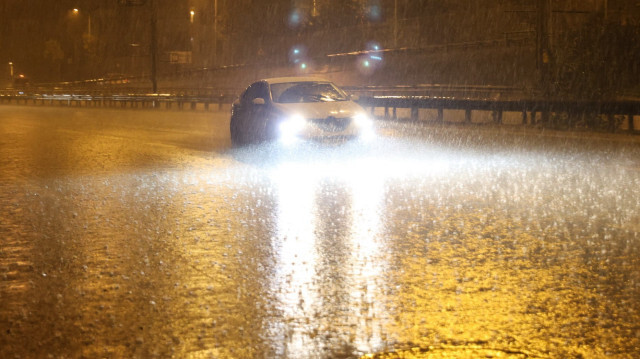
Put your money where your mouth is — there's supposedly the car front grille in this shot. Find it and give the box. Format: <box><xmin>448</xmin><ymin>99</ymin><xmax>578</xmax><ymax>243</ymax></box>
<box><xmin>310</xmin><ymin>116</ymin><xmax>351</xmax><ymax>132</ymax></box>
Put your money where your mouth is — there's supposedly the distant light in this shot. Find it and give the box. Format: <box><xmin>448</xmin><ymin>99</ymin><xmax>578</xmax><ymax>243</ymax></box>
<box><xmin>367</xmin><ymin>41</ymin><xmax>382</xmax><ymax>52</ymax></box>
<box><xmin>289</xmin><ymin>45</ymin><xmax>307</xmax><ymax>65</ymax></box>
<box><xmin>301</xmin><ymin>63</ymin><xmax>307</xmax><ymax>69</ymax></box>
<box><xmin>367</xmin><ymin>5</ymin><xmax>382</xmax><ymax>21</ymax></box>
<box><xmin>358</xmin><ymin>49</ymin><xmax>382</xmax><ymax>76</ymax></box>
<box><xmin>288</xmin><ymin>9</ymin><xmax>302</xmax><ymax>27</ymax></box>
<box><xmin>73</xmin><ymin>8</ymin><xmax>79</xmax><ymax>13</ymax></box>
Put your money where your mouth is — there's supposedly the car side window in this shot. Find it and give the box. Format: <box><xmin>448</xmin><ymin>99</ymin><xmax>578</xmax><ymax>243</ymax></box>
<box><xmin>242</xmin><ymin>82</ymin><xmax>269</xmax><ymax>104</ymax></box>
<box><xmin>241</xmin><ymin>84</ymin><xmax>256</xmax><ymax>104</ymax></box>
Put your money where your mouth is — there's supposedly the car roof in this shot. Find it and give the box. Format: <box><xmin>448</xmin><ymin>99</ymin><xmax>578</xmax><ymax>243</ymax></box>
<box><xmin>261</xmin><ymin>77</ymin><xmax>332</xmax><ymax>85</ymax></box>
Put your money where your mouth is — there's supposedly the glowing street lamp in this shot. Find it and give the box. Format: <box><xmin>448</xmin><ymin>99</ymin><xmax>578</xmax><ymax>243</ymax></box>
<box><xmin>71</xmin><ymin>8</ymin><xmax>91</xmax><ymax>37</ymax></box>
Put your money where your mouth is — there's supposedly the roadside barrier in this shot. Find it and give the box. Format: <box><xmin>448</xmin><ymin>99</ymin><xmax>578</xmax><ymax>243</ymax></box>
<box><xmin>357</xmin><ymin>96</ymin><xmax>640</xmax><ymax>133</ymax></box>
<box><xmin>0</xmin><ymin>93</ymin><xmax>235</xmax><ymax>112</ymax></box>
<box><xmin>1</xmin><ymin>90</ymin><xmax>638</xmax><ymax>133</ymax></box>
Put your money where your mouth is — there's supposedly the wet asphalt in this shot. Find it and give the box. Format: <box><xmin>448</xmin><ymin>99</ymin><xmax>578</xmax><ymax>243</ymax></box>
<box><xmin>1</xmin><ymin>105</ymin><xmax>639</xmax><ymax>358</ymax></box>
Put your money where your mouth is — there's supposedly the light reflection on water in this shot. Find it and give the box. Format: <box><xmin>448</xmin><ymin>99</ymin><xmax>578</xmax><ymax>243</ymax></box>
<box><xmin>1</xmin><ymin>123</ymin><xmax>640</xmax><ymax>358</ymax></box>
<box><xmin>266</xmin><ymin>156</ymin><xmax>393</xmax><ymax>356</ymax></box>
<box><xmin>222</xmin><ymin>139</ymin><xmax>640</xmax><ymax>357</ymax></box>
<box><xmin>271</xmin><ymin>163</ymin><xmax>318</xmax><ymax>355</ymax></box>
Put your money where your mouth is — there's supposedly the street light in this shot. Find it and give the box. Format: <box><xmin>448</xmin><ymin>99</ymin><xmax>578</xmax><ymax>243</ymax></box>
<box><xmin>71</xmin><ymin>8</ymin><xmax>91</xmax><ymax>37</ymax></box>
<box><xmin>8</xmin><ymin>62</ymin><xmax>14</xmax><ymax>81</ymax></box>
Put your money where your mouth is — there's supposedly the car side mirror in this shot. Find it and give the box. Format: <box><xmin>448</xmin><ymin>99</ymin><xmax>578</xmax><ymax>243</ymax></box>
<box><xmin>252</xmin><ymin>98</ymin><xmax>266</xmax><ymax>105</ymax></box>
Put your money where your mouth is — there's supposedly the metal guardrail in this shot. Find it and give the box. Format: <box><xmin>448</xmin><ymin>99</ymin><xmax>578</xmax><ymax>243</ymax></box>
<box><xmin>357</xmin><ymin>96</ymin><xmax>640</xmax><ymax>133</ymax></box>
<box><xmin>1</xmin><ymin>89</ymin><xmax>638</xmax><ymax>134</ymax></box>
<box><xmin>345</xmin><ymin>84</ymin><xmax>532</xmax><ymax>100</ymax></box>
<box><xmin>0</xmin><ymin>92</ymin><xmax>235</xmax><ymax>111</ymax></box>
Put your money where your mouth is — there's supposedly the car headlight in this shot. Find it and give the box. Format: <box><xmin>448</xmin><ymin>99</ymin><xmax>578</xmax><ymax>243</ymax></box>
<box><xmin>353</xmin><ymin>113</ymin><xmax>373</xmax><ymax>129</ymax></box>
<box><xmin>279</xmin><ymin>114</ymin><xmax>306</xmax><ymax>143</ymax></box>
<box><xmin>353</xmin><ymin>112</ymin><xmax>375</xmax><ymax>141</ymax></box>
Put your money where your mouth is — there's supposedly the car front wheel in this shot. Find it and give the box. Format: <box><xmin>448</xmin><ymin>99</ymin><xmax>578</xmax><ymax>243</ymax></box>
<box><xmin>230</xmin><ymin>114</ymin><xmax>243</xmax><ymax>146</ymax></box>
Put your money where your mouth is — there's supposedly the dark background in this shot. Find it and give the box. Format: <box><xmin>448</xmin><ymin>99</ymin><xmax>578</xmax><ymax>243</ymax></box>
<box><xmin>2</xmin><ymin>1</ymin><xmax>640</xmax><ymax>96</ymax></box>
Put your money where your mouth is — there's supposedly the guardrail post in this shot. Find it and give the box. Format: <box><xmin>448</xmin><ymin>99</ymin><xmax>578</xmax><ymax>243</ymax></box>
<box><xmin>384</xmin><ymin>106</ymin><xmax>389</xmax><ymax>119</ymax></box>
<box><xmin>522</xmin><ymin>110</ymin><xmax>527</xmax><ymax>125</ymax></box>
<box><xmin>392</xmin><ymin>107</ymin><xmax>397</xmax><ymax>120</ymax></box>
<box><xmin>437</xmin><ymin>108</ymin><xmax>444</xmax><ymax>123</ymax></box>
<box><xmin>531</xmin><ymin>110</ymin><xmax>537</xmax><ymax>125</ymax></box>
<box><xmin>494</xmin><ymin>110</ymin><xmax>503</xmax><ymax>124</ymax></box>
<box><xmin>465</xmin><ymin>109</ymin><xmax>472</xmax><ymax>124</ymax></box>
<box><xmin>541</xmin><ymin>110</ymin><xmax>550</xmax><ymax>125</ymax></box>
<box><xmin>608</xmin><ymin>114</ymin><xmax>616</xmax><ymax>132</ymax></box>
<box><xmin>411</xmin><ymin>107</ymin><xmax>419</xmax><ymax>121</ymax></box>
<box><xmin>191</xmin><ymin>102</ymin><xmax>196</xmax><ymax>110</ymax></box>
<box><xmin>628</xmin><ymin>113</ymin><xmax>635</xmax><ymax>133</ymax></box>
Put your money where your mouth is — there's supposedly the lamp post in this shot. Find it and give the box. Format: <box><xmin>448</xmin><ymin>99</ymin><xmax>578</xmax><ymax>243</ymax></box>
<box><xmin>8</xmin><ymin>62</ymin><xmax>13</xmax><ymax>82</ymax></box>
<box><xmin>70</xmin><ymin>8</ymin><xmax>95</xmax><ymax>79</ymax></box>
<box><xmin>72</xmin><ymin>8</ymin><xmax>91</xmax><ymax>37</ymax></box>
<box><xmin>393</xmin><ymin>0</ymin><xmax>398</xmax><ymax>48</ymax></box>
<box><xmin>150</xmin><ymin>0</ymin><xmax>158</xmax><ymax>93</ymax></box>
<box><xmin>214</xmin><ymin>0</ymin><xmax>217</xmax><ymax>65</ymax></box>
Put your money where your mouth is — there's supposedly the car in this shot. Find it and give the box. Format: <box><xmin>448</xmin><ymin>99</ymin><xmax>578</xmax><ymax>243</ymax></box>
<box><xmin>230</xmin><ymin>77</ymin><xmax>374</xmax><ymax>146</ymax></box>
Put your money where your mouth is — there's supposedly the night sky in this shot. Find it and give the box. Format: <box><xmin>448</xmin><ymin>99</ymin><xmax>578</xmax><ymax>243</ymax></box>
<box><xmin>2</xmin><ymin>1</ymin><xmax>638</xmax><ymax>88</ymax></box>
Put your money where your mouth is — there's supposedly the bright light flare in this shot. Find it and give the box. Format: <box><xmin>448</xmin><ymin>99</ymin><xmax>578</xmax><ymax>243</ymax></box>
<box><xmin>353</xmin><ymin>113</ymin><xmax>375</xmax><ymax>141</ymax></box>
<box><xmin>279</xmin><ymin>114</ymin><xmax>306</xmax><ymax>145</ymax></box>
<box><xmin>288</xmin><ymin>9</ymin><xmax>303</xmax><ymax>28</ymax></box>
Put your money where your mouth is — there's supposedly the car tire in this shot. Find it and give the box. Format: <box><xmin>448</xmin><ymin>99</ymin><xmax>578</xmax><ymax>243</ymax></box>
<box><xmin>264</xmin><ymin>118</ymin><xmax>279</xmax><ymax>141</ymax></box>
<box><xmin>230</xmin><ymin>114</ymin><xmax>243</xmax><ymax>146</ymax></box>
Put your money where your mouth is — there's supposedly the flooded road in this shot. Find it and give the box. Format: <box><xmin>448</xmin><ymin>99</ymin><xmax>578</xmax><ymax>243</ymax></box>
<box><xmin>1</xmin><ymin>105</ymin><xmax>639</xmax><ymax>358</ymax></box>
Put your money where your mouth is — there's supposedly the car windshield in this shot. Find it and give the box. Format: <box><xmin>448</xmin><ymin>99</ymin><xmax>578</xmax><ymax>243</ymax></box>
<box><xmin>270</xmin><ymin>82</ymin><xmax>348</xmax><ymax>103</ymax></box>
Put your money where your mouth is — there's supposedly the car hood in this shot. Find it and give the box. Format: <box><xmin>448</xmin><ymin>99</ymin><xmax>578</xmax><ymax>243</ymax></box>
<box><xmin>272</xmin><ymin>100</ymin><xmax>365</xmax><ymax>119</ymax></box>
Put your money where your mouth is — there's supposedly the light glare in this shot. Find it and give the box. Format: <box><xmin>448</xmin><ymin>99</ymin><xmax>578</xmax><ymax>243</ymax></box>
<box><xmin>279</xmin><ymin>115</ymin><xmax>306</xmax><ymax>144</ymax></box>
